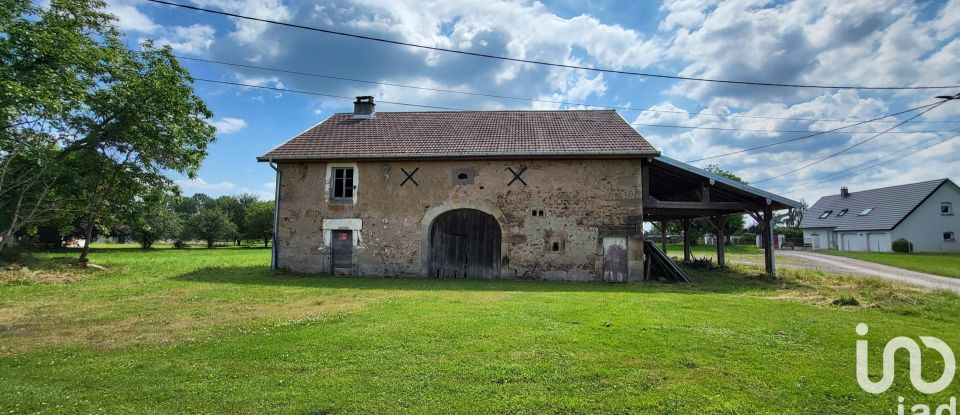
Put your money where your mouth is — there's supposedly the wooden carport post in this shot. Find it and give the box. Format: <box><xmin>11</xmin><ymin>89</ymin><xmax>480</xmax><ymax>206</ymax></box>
<box><xmin>660</xmin><ymin>220</ymin><xmax>668</xmax><ymax>254</ymax></box>
<box><xmin>748</xmin><ymin>206</ymin><xmax>776</xmax><ymax>277</ymax></box>
<box><xmin>710</xmin><ymin>215</ymin><xmax>728</xmax><ymax>267</ymax></box>
<box><xmin>681</xmin><ymin>218</ymin><xmax>691</xmax><ymax>262</ymax></box>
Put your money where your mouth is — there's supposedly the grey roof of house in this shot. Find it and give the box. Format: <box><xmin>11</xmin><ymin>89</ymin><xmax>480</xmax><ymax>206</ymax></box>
<box><xmin>799</xmin><ymin>178</ymin><xmax>952</xmax><ymax>231</ymax></box>
<box><xmin>257</xmin><ymin>110</ymin><xmax>659</xmax><ymax>161</ymax></box>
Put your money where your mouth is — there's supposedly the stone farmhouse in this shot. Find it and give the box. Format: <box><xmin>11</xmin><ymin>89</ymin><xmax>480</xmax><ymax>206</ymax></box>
<box><xmin>258</xmin><ymin>97</ymin><xmax>799</xmax><ymax>282</ymax></box>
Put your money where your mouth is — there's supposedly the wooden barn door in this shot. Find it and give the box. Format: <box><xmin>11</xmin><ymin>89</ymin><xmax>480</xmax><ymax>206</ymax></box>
<box><xmin>429</xmin><ymin>209</ymin><xmax>501</xmax><ymax>278</ymax></box>
<box><xmin>331</xmin><ymin>230</ymin><xmax>353</xmax><ymax>275</ymax></box>
<box><xmin>602</xmin><ymin>237</ymin><xmax>628</xmax><ymax>282</ymax></box>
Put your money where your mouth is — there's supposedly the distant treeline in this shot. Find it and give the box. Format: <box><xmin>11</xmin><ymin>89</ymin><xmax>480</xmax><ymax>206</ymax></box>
<box><xmin>16</xmin><ymin>193</ymin><xmax>275</xmax><ymax>249</ymax></box>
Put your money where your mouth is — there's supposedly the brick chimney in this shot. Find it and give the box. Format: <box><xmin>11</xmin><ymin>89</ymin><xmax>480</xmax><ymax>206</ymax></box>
<box><xmin>353</xmin><ymin>96</ymin><xmax>375</xmax><ymax>119</ymax></box>
<box><xmin>840</xmin><ymin>186</ymin><xmax>849</xmax><ymax>198</ymax></box>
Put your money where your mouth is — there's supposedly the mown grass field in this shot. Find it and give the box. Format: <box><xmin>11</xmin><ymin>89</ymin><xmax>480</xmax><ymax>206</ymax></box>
<box><xmin>2</xmin><ymin>246</ymin><xmax>960</xmax><ymax>414</ymax></box>
<box><xmin>820</xmin><ymin>250</ymin><xmax>960</xmax><ymax>278</ymax></box>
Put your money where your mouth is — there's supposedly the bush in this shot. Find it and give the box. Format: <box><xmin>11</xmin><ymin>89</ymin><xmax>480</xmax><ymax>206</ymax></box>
<box><xmin>737</xmin><ymin>233</ymin><xmax>757</xmax><ymax>245</ymax></box>
<box><xmin>892</xmin><ymin>238</ymin><xmax>913</xmax><ymax>253</ymax></box>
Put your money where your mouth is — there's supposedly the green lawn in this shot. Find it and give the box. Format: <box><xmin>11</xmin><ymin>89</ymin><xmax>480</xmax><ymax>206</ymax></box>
<box><xmin>821</xmin><ymin>250</ymin><xmax>960</xmax><ymax>278</ymax></box>
<box><xmin>2</xmin><ymin>246</ymin><xmax>960</xmax><ymax>413</ymax></box>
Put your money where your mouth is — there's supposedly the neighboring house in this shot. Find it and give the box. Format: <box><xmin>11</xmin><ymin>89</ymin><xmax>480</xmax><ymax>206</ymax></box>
<box><xmin>800</xmin><ymin>179</ymin><xmax>960</xmax><ymax>253</ymax></box>
<box><xmin>259</xmin><ymin>97</ymin><xmax>797</xmax><ymax>281</ymax></box>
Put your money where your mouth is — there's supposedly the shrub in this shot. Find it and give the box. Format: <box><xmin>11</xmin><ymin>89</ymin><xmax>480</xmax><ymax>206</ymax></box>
<box><xmin>737</xmin><ymin>232</ymin><xmax>757</xmax><ymax>245</ymax></box>
<box><xmin>892</xmin><ymin>238</ymin><xmax>913</xmax><ymax>253</ymax></box>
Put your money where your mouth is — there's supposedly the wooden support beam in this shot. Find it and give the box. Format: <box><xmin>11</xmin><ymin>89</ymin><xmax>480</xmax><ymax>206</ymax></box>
<box><xmin>762</xmin><ymin>206</ymin><xmax>776</xmax><ymax>277</ymax></box>
<box><xmin>660</xmin><ymin>220</ymin><xmax>668</xmax><ymax>254</ymax></box>
<box><xmin>644</xmin><ymin>198</ymin><xmax>761</xmax><ymax>211</ymax></box>
<box><xmin>713</xmin><ymin>215</ymin><xmax>728</xmax><ymax>267</ymax></box>
<box><xmin>681</xmin><ymin>218</ymin><xmax>691</xmax><ymax>262</ymax></box>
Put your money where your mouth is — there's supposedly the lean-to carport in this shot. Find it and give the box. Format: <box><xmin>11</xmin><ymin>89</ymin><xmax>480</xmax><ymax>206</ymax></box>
<box><xmin>632</xmin><ymin>157</ymin><xmax>801</xmax><ymax>277</ymax></box>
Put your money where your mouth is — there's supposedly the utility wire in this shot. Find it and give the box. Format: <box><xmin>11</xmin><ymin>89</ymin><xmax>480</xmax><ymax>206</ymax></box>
<box><xmin>683</xmin><ymin>101</ymin><xmax>944</xmax><ymax>163</ymax></box>
<box><xmin>752</xmin><ymin>100</ymin><xmax>950</xmax><ymax>184</ymax></box>
<box><xmin>147</xmin><ymin>0</ymin><xmax>960</xmax><ymax>91</ymax></box>
<box><xmin>787</xmin><ymin>130</ymin><xmax>956</xmax><ymax>190</ymax></box>
<box><xmin>193</xmin><ymin>78</ymin><xmax>949</xmax><ymax>141</ymax></box>
<box><xmin>785</xmin><ymin>131</ymin><xmax>960</xmax><ymax>194</ymax></box>
<box><xmin>177</xmin><ymin>55</ymin><xmax>960</xmax><ymax>125</ymax></box>
<box><xmin>193</xmin><ymin>78</ymin><xmax>467</xmax><ymax>111</ymax></box>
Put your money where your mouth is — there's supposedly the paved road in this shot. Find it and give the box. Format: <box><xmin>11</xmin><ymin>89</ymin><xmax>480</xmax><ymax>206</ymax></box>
<box><xmin>772</xmin><ymin>251</ymin><xmax>960</xmax><ymax>293</ymax></box>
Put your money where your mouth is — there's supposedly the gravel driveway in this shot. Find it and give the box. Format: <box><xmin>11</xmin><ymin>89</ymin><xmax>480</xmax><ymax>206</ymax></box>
<box><xmin>772</xmin><ymin>251</ymin><xmax>960</xmax><ymax>293</ymax></box>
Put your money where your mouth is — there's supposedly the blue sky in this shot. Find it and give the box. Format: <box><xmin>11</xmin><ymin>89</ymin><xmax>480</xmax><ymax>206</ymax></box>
<box><xmin>104</xmin><ymin>0</ymin><xmax>960</xmax><ymax>204</ymax></box>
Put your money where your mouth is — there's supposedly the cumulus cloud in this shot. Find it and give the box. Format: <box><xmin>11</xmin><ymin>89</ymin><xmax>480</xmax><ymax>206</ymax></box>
<box><xmin>207</xmin><ymin>117</ymin><xmax>248</xmax><ymax>134</ymax></box>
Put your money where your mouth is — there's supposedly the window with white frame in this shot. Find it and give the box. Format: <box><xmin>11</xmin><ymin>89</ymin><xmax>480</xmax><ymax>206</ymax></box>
<box><xmin>945</xmin><ymin>232</ymin><xmax>956</xmax><ymax>242</ymax></box>
<box><xmin>943</xmin><ymin>202</ymin><xmax>953</xmax><ymax>215</ymax></box>
<box><xmin>837</xmin><ymin>208</ymin><xmax>848</xmax><ymax>217</ymax></box>
<box><xmin>819</xmin><ymin>210</ymin><xmax>832</xmax><ymax>219</ymax></box>
<box><xmin>331</xmin><ymin>167</ymin><xmax>355</xmax><ymax>201</ymax></box>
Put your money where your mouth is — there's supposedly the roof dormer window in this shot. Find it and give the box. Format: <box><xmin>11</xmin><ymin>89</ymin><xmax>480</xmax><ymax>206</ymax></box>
<box><xmin>837</xmin><ymin>209</ymin><xmax>848</xmax><ymax>217</ymax></box>
<box><xmin>819</xmin><ymin>210</ymin><xmax>833</xmax><ymax>219</ymax></box>
<box><xmin>858</xmin><ymin>207</ymin><xmax>874</xmax><ymax>216</ymax></box>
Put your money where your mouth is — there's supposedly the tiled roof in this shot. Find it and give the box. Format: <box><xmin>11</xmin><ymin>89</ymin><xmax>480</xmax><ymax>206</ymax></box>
<box><xmin>257</xmin><ymin>110</ymin><xmax>659</xmax><ymax>161</ymax></box>
<box><xmin>799</xmin><ymin>179</ymin><xmax>950</xmax><ymax>231</ymax></box>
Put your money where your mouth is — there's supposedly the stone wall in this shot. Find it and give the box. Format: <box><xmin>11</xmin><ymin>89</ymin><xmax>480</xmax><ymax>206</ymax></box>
<box><xmin>275</xmin><ymin>158</ymin><xmax>645</xmax><ymax>281</ymax></box>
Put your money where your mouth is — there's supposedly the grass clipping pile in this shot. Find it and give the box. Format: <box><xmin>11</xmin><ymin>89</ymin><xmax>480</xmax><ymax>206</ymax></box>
<box><xmin>0</xmin><ymin>258</ymin><xmax>91</xmax><ymax>285</ymax></box>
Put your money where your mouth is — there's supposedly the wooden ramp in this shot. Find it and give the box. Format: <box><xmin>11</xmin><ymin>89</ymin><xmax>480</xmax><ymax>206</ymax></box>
<box><xmin>643</xmin><ymin>240</ymin><xmax>692</xmax><ymax>283</ymax></box>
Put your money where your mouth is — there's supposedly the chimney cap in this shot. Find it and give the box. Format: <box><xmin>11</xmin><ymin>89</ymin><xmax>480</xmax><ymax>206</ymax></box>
<box><xmin>353</xmin><ymin>95</ymin><xmax>376</xmax><ymax>119</ymax></box>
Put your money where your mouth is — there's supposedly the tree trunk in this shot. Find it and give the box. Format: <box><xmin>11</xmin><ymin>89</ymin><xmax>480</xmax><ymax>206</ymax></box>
<box><xmin>79</xmin><ymin>152</ymin><xmax>133</xmax><ymax>262</ymax></box>
<box><xmin>207</xmin><ymin>239</ymin><xmax>214</xmax><ymax>249</ymax></box>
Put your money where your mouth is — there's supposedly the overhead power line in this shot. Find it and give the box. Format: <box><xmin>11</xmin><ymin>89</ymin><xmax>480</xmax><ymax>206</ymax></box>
<box><xmin>684</xmin><ymin>101</ymin><xmax>944</xmax><ymax>163</ymax></box>
<box><xmin>193</xmin><ymin>78</ymin><xmax>950</xmax><ymax>143</ymax></box>
<box><xmin>147</xmin><ymin>0</ymin><xmax>960</xmax><ymax>91</ymax></box>
<box><xmin>752</xmin><ymin>100</ymin><xmax>951</xmax><ymax>184</ymax></box>
<box><xmin>785</xmin><ymin>131</ymin><xmax>960</xmax><ymax>194</ymax></box>
<box><xmin>176</xmin><ymin>55</ymin><xmax>960</xmax><ymax>125</ymax></box>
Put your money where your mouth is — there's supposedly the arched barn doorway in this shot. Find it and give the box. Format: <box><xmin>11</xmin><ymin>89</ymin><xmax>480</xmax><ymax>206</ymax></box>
<box><xmin>429</xmin><ymin>209</ymin><xmax>501</xmax><ymax>279</ymax></box>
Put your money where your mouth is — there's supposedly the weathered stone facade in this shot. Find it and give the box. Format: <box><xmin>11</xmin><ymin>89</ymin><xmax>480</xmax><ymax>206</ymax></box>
<box><xmin>275</xmin><ymin>158</ymin><xmax>646</xmax><ymax>281</ymax></box>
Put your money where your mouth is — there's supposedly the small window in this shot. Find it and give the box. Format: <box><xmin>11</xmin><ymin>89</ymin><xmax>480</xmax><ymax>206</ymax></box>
<box><xmin>457</xmin><ymin>173</ymin><xmax>469</xmax><ymax>180</ymax></box>
<box><xmin>837</xmin><ymin>209</ymin><xmax>848</xmax><ymax>217</ymax></box>
<box><xmin>946</xmin><ymin>232</ymin><xmax>956</xmax><ymax>242</ymax></box>
<box><xmin>943</xmin><ymin>202</ymin><xmax>953</xmax><ymax>215</ymax></box>
<box><xmin>819</xmin><ymin>210</ymin><xmax>833</xmax><ymax>219</ymax></box>
<box><xmin>531</xmin><ymin>210</ymin><xmax>538</xmax><ymax>217</ymax></box>
<box><xmin>858</xmin><ymin>208</ymin><xmax>874</xmax><ymax>216</ymax></box>
<box><xmin>538</xmin><ymin>210</ymin><xmax>544</xmax><ymax>217</ymax></box>
<box><xmin>331</xmin><ymin>167</ymin><xmax>355</xmax><ymax>200</ymax></box>
<box><xmin>552</xmin><ymin>242</ymin><xmax>560</xmax><ymax>251</ymax></box>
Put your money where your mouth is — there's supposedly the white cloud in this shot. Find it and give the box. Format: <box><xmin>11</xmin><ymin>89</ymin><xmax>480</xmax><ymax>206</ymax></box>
<box><xmin>176</xmin><ymin>177</ymin><xmax>237</xmax><ymax>192</ymax></box>
<box><xmin>149</xmin><ymin>24</ymin><xmax>216</xmax><ymax>55</ymax></box>
<box><xmin>207</xmin><ymin>117</ymin><xmax>248</xmax><ymax>134</ymax></box>
<box><xmin>105</xmin><ymin>1</ymin><xmax>161</xmax><ymax>34</ymax></box>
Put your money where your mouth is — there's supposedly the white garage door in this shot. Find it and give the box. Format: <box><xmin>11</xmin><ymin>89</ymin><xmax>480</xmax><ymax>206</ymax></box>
<box><xmin>867</xmin><ymin>233</ymin><xmax>891</xmax><ymax>252</ymax></box>
<box><xmin>842</xmin><ymin>234</ymin><xmax>865</xmax><ymax>251</ymax></box>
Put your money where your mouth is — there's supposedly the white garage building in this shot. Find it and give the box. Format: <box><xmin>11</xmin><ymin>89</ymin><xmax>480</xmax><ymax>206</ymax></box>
<box><xmin>800</xmin><ymin>179</ymin><xmax>960</xmax><ymax>253</ymax></box>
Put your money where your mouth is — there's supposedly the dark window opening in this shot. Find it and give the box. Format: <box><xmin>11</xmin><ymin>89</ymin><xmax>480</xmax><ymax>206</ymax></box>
<box><xmin>457</xmin><ymin>173</ymin><xmax>469</xmax><ymax>180</ymax></box>
<box><xmin>531</xmin><ymin>210</ymin><xmax>537</xmax><ymax>217</ymax></box>
<box><xmin>538</xmin><ymin>210</ymin><xmax>544</xmax><ymax>217</ymax></box>
<box><xmin>946</xmin><ymin>232</ymin><xmax>956</xmax><ymax>242</ymax></box>
<box><xmin>552</xmin><ymin>242</ymin><xmax>560</xmax><ymax>251</ymax></box>
<box><xmin>943</xmin><ymin>202</ymin><xmax>953</xmax><ymax>215</ymax></box>
<box><xmin>332</xmin><ymin>167</ymin><xmax>354</xmax><ymax>200</ymax></box>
